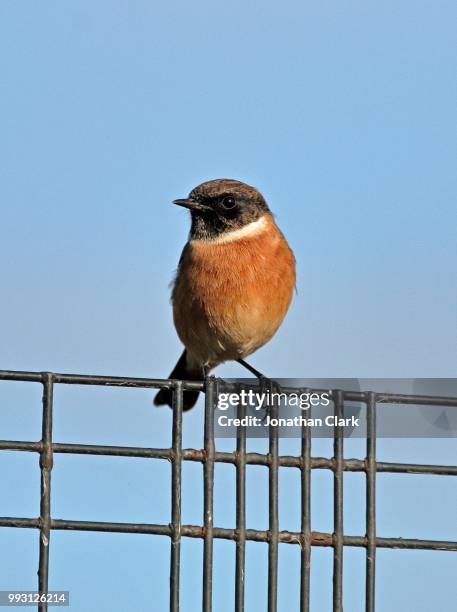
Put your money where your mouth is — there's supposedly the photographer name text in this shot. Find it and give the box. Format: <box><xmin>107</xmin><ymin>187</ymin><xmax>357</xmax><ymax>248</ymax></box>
<box><xmin>218</xmin><ymin>414</ymin><xmax>360</xmax><ymax>428</ymax></box>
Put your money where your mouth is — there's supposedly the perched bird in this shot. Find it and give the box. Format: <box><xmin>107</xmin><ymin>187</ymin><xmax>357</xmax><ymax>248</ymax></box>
<box><xmin>154</xmin><ymin>178</ymin><xmax>296</xmax><ymax>410</ymax></box>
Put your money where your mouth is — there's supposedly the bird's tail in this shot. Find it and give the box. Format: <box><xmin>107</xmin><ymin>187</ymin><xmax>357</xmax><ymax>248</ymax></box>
<box><xmin>154</xmin><ymin>349</ymin><xmax>204</xmax><ymax>411</ymax></box>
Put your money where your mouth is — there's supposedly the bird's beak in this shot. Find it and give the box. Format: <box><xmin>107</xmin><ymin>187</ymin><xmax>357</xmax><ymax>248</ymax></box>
<box><xmin>172</xmin><ymin>198</ymin><xmax>209</xmax><ymax>212</ymax></box>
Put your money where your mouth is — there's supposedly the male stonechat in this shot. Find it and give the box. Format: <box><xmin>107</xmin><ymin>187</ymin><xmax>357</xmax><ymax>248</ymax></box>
<box><xmin>154</xmin><ymin>178</ymin><xmax>296</xmax><ymax>410</ymax></box>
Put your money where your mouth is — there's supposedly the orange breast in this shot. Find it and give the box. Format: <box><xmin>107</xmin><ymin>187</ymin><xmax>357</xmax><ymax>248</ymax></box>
<box><xmin>172</xmin><ymin>214</ymin><xmax>296</xmax><ymax>366</ymax></box>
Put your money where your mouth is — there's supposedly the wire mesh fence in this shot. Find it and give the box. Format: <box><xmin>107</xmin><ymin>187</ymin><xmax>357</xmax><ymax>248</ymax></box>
<box><xmin>0</xmin><ymin>369</ymin><xmax>456</xmax><ymax>612</ymax></box>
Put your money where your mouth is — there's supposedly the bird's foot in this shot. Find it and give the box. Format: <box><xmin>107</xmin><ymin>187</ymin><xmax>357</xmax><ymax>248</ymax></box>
<box><xmin>257</xmin><ymin>376</ymin><xmax>282</xmax><ymax>424</ymax></box>
<box><xmin>236</xmin><ymin>359</ymin><xmax>282</xmax><ymax>422</ymax></box>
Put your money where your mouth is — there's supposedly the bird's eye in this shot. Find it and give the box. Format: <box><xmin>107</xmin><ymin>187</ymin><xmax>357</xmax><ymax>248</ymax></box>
<box><xmin>221</xmin><ymin>195</ymin><xmax>237</xmax><ymax>210</ymax></box>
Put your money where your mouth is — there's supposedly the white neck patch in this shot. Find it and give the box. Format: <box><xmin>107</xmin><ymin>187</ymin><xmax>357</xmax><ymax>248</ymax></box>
<box><xmin>194</xmin><ymin>215</ymin><xmax>269</xmax><ymax>245</ymax></box>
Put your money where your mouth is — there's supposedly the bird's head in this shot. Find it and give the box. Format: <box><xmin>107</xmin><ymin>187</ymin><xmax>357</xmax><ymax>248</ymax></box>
<box><xmin>173</xmin><ymin>179</ymin><xmax>271</xmax><ymax>241</ymax></box>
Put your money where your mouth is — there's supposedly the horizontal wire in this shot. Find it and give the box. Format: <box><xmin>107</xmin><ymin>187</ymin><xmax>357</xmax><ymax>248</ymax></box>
<box><xmin>0</xmin><ymin>517</ymin><xmax>455</xmax><ymax>551</ymax></box>
<box><xmin>1</xmin><ymin>370</ymin><xmax>457</xmax><ymax>406</ymax></box>
<box><xmin>0</xmin><ymin>370</ymin><xmax>203</xmax><ymax>391</ymax></box>
<box><xmin>0</xmin><ymin>440</ymin><xmax>456</xmax><ymax>475</ymax></box>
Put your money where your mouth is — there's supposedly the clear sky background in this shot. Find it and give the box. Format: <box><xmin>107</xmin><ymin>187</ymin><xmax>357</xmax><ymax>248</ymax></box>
<box><xmin>0</xmin><ymin>1</ymin><xmax>456</xmax><ymax>611</ymax></box>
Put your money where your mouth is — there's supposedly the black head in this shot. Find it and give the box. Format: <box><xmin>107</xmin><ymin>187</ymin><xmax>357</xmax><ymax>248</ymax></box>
<box><xmin>173</xmin><ymin>179</ymin><xmax>271</xmax><ymax>241</ymax></box>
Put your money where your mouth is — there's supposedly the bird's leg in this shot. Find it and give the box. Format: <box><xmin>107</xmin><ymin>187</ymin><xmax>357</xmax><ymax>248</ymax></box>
<box><xmin>236</xmin><ymin>359</ymin><xmax>281</xmax><ymax>423</ymax></box>
<box><xmin>236</xmin><ymin>358</ymin><xmax>265</xmax><ymax>379</ymax></box>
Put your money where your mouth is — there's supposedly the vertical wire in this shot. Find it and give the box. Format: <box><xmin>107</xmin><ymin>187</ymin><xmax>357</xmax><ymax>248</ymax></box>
<box><xmin>170</xmin><ymin>381</ymin><xmax>183</xmax><ymax>612</ymax></box>
<box><xmin>333</xmin><ymin>390</ymin><xmax>344</xmax><ymax>612</ymax></box>
<box><xmin>300</xmin><ymin>397</ymin><xmax>312</xmax><ymax>612</ymax></box>
<box><xmin>38</xmin><ymin>373</ymin><xmax>54</xmax><ymax>612</ymax></box>
<box><xmin>365</xmin><ymin>393</ymin><xmax>376</xmax><ymax>612</ymax></box>
<box><xmin>235</xmin><ymin>397</ymin><xmax>246</xmax><ymax>612</ymax></box>
<box><xmin>203</xmin><ymin>377</ymin><xmax>216</xmax><ymax>612</ymax></box>
<box><xmin>268</xmin><ymin>383</ymin><xmax>279</xmax><ymax>612</ymax></box>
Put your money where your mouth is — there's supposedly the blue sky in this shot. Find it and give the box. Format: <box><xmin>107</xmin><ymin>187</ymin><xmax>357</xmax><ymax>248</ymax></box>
<box><xmin>0</xmin><ymin>1</ymin><xmax>456</xmax><ymax>611</ymax></box>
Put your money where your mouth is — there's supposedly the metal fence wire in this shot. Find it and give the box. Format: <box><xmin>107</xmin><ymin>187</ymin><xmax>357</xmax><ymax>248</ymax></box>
<box><xmin>0</xmin><ymin>370</ymin><xmax>456</xmax><ymax>612</ymax></box>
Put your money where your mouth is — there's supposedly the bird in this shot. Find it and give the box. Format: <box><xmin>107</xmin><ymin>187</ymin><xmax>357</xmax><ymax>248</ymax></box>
<box><xmin>154</xmin><ymin>178</ymin><xmax>296</xmax><ymax>411</ymax></box>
